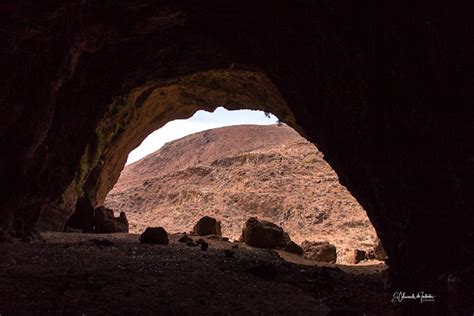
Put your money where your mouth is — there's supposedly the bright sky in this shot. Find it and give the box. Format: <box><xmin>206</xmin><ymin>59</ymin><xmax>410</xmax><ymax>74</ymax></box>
<box><xmin>126</xmin><ymin>107</ymin><xmax>278</xmax><ymax>165</ymax></box>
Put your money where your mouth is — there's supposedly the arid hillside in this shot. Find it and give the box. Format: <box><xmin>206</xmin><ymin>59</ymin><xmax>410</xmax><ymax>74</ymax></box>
<box><xmin>105</xmin><ymin>125</ymin><xmax>378</xmax><ymax>263</ymax></box>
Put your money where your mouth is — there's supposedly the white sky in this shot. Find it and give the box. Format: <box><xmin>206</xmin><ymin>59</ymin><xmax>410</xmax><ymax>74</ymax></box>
<box><xmin>126</xmin><ymin>107</ymin><xmax>278</xmax><ymax>165</ymax></box>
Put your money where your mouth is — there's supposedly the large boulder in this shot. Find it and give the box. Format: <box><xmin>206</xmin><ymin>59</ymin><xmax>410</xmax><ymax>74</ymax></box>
<box><xmin>192</xmin><ymin>216</ymin><xmax>222</xmax><ymax>236</ymax></box>
<box><xmin>139</xmin><ymin>227</ymin><xmax>169</xmax><ymax>245</ymax></box>
<box><xmin>240</xmin><ymin>217</ymin><xmax>290</xmax><ymax>249</ymax></box>
<box><xmin>301</xmin><ymin>240</ymin><xmax>337</xmax><ymax>263</ymax></box>
<box><xmin>94</xmin><ymin>207</ymin><xmax>128</xmax><ymax>233</ymax></box>
<box><xmin>374</xmin><ymin>238</ymin><xmax>388</xmax><ymax>260</ymax></box>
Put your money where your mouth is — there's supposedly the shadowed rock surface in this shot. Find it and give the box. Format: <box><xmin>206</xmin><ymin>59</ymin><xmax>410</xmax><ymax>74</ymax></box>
<box><xmin>1</xmin><ymin>2</ymin><xmax>473</xmax><ymax>313</ymax></box>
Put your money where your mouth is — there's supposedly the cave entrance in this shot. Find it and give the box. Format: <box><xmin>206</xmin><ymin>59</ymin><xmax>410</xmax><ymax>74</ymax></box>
<box><xmin>104</xmin><ymin>107</ymin><xmax>382</xmax><ymax>265</ymax></box>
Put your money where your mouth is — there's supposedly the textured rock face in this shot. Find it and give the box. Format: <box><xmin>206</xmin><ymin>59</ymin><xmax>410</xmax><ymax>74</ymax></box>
<box><xmin>1</xmin><ymin>2</ymin><xmax>473</xmax><ymax>312</ymax></box>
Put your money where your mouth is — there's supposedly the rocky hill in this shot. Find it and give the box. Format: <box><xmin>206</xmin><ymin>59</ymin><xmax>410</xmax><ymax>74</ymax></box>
<box><xmin>105</xmin><ymin>125</ymin><xmax>377</xmax><ymax>263</ymax></box>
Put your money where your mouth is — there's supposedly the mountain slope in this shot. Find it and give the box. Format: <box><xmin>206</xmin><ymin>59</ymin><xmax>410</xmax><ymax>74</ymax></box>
<box><xmin>105</xmin><ymin>125</ymin><xmax>377</xmax><ymax>263</ymax></box>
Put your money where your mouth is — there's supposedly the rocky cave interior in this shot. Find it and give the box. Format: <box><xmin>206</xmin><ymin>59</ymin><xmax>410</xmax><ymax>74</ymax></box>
<box><xmin>1</xmin><ymin>1</ymin><xmax>473</xmax><ymax>314</ymax></box>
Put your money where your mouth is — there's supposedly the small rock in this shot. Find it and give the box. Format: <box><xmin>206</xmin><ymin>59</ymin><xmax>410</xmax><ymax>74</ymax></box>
<box><xmin>231</xmin><ymin>245</ymin><xmax>239</xmax><ymax>249</ymax></box>
<box><xmin>139</xmin><ymin>227</ymin><xmax>169</xmax><ymax>245</ymax></box>
<box><xmin>222</xmin><ymin>237</ymin><xmax>229</xmax><ymax>241</ymax></box>
<box><xmin>192</xmin><ymin>216</ymin><xmax>222</xmax><ymax>236</ymax></box>
<box><xmin>200</xmin><ymin>242</ymin><xmax>209</xmax><ymax>251</ymax></box>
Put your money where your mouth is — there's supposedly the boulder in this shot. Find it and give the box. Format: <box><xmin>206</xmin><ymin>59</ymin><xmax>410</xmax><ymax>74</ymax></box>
<box><xmin>374</xmin><ymin>238</ymin><xmax>388</xmax><ymax>260</ymax></box>
<box><xmin>301</xmin><ymin>240</ymin><xmax>337</xmax><ymax>263</ymax></box>
<box><xmin>351</xmin><ymin>249</ymin><xmax>367</xmax><ymax>264</ymax></box>
<box><xmin>240</xmin><ymin>217</ymin><xmax>291</xmax><ymax>248</ymax></box>
<box><xmin>192</xmin><ymin>216</ymin><xmax>222</xmax><ymax>236</ymax></box>
<box><xmin>139</xmin><ymin>227</ymin><xmax>169</xmax><ymax>244</ymax></box>
<box><xmin>94</xmin><ymin>207</ymin><xmax>128</xmax><ymax>233</ymax></box>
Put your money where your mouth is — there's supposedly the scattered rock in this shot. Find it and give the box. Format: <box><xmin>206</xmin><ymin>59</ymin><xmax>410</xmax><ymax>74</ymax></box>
<box><xmin>192</xmin><ymin>216</ymin><xmax>222</xmax><ymax>236</ymax></box>
<box><xmin>224</xmin><ymin>249</ymin><xmax>235</xmax><ymax>257</ymax></box>
<box><xmin>373</xmin><ymin>238</ymin><xmax>388</xmax><ymax>260</ymax></box>
<box><xmin>240</xmin><ymin>217</ymin><xmax>291</xmax><ymax>249</ymax></box>
<box><xmin>178</xmin><ymin>234</ymin><xmax>192</xmax><ymax>243</ymax></box>
<box><xmin>94</xmin><ymin>207</ymin><xmax>128</xmax><ymax>233</ymax></box>
<box><xmin>139</xmin><ymin>227</ymin><xmax>169</xmax><ymax>245</ymax></box>
<box><xmin>284</xmin><ymin>241</ymin><xmax>304</xmax><ymax>255</ymax></box>
<box><xmin>301</xmin><ymin>240</ymin><xmax>337</xmax><ymax>263</ymax></box>
<box><xmin>200</xmin><ymin>242</ymin><xmax>209</xmax><ymax>251</ymax></box>
<box><xmin>351</xmin><ymin>249</ymin><xmax>366</xmax><ymax>264</ymax></box>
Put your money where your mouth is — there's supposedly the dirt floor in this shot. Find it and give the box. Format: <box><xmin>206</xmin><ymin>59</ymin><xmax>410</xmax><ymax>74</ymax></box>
<box><xmin>0</xmin><ymin>232</ymin><xmax>394</xmax><ymax>315</ymax></box>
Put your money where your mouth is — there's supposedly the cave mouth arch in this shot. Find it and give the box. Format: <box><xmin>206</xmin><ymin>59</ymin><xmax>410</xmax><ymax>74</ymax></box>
<box><xmin>36</xmin><ymin>67</ymin><xmax>382</xmax><ymax>266</ymax></box>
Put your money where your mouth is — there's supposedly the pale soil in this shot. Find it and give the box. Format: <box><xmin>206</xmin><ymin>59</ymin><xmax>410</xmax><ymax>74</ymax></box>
<box><xmin>106</xmin><ymin>125</ymin><xmax>378</xmax><ymax>263</ymax></box>
<box><xmin>0</xmin><ymin>232</ymin><xmax>393</xmax><ymax>315</ymax></box>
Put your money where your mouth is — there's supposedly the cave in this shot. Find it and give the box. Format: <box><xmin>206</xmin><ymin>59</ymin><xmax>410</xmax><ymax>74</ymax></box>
<box><xmin>1</xmin><ymin>2</ymin><xmax>473</xmax><ymax>314</ymax></box>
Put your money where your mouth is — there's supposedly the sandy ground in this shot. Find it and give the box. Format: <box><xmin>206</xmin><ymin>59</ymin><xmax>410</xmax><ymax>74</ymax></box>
<box><xmin>0</xmin><ymin>232</ymin><xmax>394</xmax><ymax>315</ymax></box>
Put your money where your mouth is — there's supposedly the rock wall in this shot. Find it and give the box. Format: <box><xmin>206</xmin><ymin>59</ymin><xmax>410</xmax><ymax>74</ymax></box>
<box><xmin>1</xmin><ymin>2</ymin><xmax>473</xmax><ymax>312</ymax></box>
